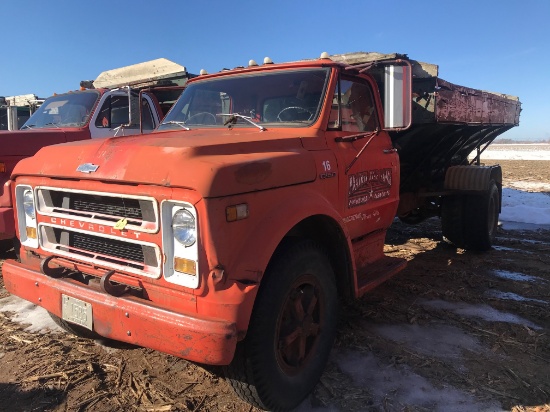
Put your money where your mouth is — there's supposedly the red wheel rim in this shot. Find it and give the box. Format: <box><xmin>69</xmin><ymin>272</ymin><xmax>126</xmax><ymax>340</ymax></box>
<box><xmin>275</xmin><ymin>274</ymin><xmax>325</xmax><ymax>376</ymax></box>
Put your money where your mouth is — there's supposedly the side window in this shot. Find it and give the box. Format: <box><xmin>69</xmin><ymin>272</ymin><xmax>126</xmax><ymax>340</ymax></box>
<box><xmin>95</xmin><ymin>96</ymin><xmax>111</xmax><ymax>128</ymax></box>
<box><xmin>328</xmin><ymin>78</ymin><xmax>377</xmax><ymax>132</ymax></box>
<box><xmin>94</xmin><ymin>95</ymin><xmax>131</xmax><ymax>128</ymax></box>
<box><xmin>141</xmin><ymin>98</ymin><xmax>155</xmax><ymax>131</ymax></box>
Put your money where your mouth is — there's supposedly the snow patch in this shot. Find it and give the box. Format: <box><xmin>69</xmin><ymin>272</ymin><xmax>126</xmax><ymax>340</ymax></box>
<box><xmin>484</xmin><ymin>290</ymin><xmax>547</xmax><ymax>305</ymax></box>
<box><xmin>492</xmin><ymin>269</ymin><xmax>543</xmax><ymax>283</ymax></box>
<box><xmin>500</xmin><ymin>188</ymin><xmax>550</xmax><ymax>225</ymax></box>
<box><xmin>335</xmin><ymin>351</ymin><xmax>503</xmax><ymax>412</ymax></box>
<box><xmin>420</xmin><ymin>299</ymin><xmax>541</xmax><ymax>330</ymax></box>
<box><xmin>372</xmin><ymin>323</ymin><xmax>486</xmax><ymax>361</ymax></box>
<box><xmin>0</xmin><ymin>295</ymin><xmax>63</xmax><ymax>334</ymax></box>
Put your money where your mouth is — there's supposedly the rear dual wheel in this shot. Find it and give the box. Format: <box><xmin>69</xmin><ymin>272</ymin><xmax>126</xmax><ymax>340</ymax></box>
<box><xmin>225</xmin><ymin>240</ymin><xmax>338</xmax><ymax>411</ymax></box>
<box><xmin>441</xmin><ymin>180</ymin><xmax>500</xmax><ymax>251</ymax></box>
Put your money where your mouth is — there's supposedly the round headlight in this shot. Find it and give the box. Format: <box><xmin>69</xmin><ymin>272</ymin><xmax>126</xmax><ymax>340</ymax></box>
<box><xmin>23</xmin><ymin>189</ymin><xmax>35</xmax><ymax>219</ymax></box>
<box><xmin>172</xmin><ymin>209</ymin><xmax>196</xmax><ymax>247</ymax></box>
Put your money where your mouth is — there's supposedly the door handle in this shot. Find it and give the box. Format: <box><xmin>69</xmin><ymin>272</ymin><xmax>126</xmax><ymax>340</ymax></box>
<box><xmin>383</xmin><ymin>148</ymin><xmax>397</xmax><ymax>154</ymax></box>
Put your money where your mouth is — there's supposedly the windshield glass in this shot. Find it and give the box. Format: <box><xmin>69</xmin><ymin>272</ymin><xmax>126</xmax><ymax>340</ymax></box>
<box><xmin>157</xmin><ymin>68</ymin><xmax>330</xmax><ymax>131</ymax></box>
<box><xmin>21</xmin><ymin>90</ymin><xmax>99</xmax><ymax>129</ymax></box>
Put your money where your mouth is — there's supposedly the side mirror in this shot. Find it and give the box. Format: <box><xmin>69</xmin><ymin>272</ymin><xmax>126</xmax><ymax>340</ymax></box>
<box><xmin>383</xmin><ymin>63</ymin><xmax>412</xmax><ymax>130</ymax></box>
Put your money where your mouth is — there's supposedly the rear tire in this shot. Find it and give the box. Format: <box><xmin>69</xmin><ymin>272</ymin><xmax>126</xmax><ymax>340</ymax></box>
<box><xmin>463</xmin><ymin>180</ymin><xmax>500</xmax><ymax>251</ymax></box>
<box><xmin>48</xmin><ymin>312</ymin><xmax>101</xmax><ymax>340</ymax></box>
<box><xmin>441</xmin><ymin>180</ymin><xmax>499</xmax><ymax>251</ymax></box>
<box><xmin>224</xmin><ymin>240</ymin><xmax>338</xmax><ymax>411</ymax></box>
<box><xmin>441</xmin><ymin>195</ymin><xmax>465</xmax><ymax>248</ymax></box>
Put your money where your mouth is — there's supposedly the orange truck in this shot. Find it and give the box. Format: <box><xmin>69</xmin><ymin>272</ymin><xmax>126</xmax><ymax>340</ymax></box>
<box><xmin>2</xmin><ymin>52</ymin><xmax>520</xmax><ymax>410</ymax></box>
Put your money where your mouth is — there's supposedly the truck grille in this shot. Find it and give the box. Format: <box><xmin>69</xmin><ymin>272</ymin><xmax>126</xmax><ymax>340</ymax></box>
<box><xmin>36</xmin><ymin>187</ymin><xmax>161</xmax><ymax>277</ymax></box>
<box><xmin>72</xmin><ymin>194</ymin><xmax>143</xmax><ymax>220</ymax></box>
<box><xmin>72</xmin><ymin>232</ymin><xmax>144</xmax><ymax>263</ymax></box>
<box><xmin>36</xmin><ymin>187</ymin><xmax>158</xmax><ymax>232</ymax></box>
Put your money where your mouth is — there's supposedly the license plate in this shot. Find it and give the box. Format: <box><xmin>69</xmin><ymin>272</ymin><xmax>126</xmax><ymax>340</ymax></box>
<box><xmin>61</xmin><ymin>295</ymin><xmax>93</xmax><ymax>331</ymax></box>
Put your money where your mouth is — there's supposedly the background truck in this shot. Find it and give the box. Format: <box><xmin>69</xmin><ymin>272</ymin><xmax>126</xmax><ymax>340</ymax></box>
<box><xmin>0</xmin><ymin>94</ymin><xmax>44</xmax><ymax>130</ymax></box>
<box><xmin>0</xmin><ymin>58</ymin><xmax>192</xmax><ymax>251</ymax></box>
<box><xmin>2</xmin><ymin>52</ymin><xmax>520</xmax><ymax>411</ymax></box>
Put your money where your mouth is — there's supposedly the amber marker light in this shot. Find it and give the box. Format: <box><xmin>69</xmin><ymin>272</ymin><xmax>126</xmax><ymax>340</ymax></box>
<box><xmin>226</xmin><ymin>203</ymin><xmax>249</xmax><ymax>222</ymax></box>
<box><xmin>174</xmin><ymin>257</ymin><xmax>196</xmax><ymax>276</ymax></box>
<box><xmin>26</xmin><ymin>226</ymin><xmax>37</xmax><ymax>239</ymax></box>
<box><xmin>0</xmin><ymin>162</ymin><xmax>6</xmax><ymax>173</ymax></box>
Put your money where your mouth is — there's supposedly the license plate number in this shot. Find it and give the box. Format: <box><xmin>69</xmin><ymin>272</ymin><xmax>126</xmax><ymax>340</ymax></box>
<box><xmin>61</xmin><ymin>295</ymin><xmax>93</xmax><ymax>331</ymax></box>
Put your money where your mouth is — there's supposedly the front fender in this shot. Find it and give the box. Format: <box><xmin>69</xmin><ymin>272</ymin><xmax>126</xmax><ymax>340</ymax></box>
<box><xmin>231</xmin><ymin>188</ymin><xmax>350</xmax><ymax>283</ymax></box>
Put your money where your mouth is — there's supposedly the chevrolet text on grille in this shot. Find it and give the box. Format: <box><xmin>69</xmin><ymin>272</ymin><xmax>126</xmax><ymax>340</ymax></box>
<box><xmin>48</xmin><ymin>217</ymin><xmax>143</xmax><ymax>239</ymax></box>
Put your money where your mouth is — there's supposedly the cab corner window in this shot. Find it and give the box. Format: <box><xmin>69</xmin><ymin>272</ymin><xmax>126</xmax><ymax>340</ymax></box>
<box><xmin>141</xmin><ymin>98</ymin><xmax>155</xmax><ymax>131</ymax></box>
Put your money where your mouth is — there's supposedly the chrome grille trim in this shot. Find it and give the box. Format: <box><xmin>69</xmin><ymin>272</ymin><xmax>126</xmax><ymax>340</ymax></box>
<box><xmin>39</xmin><ymin>223</ymin><xmax>161</xmax><ymax>278</ymax></box>
<box><xmin>35</xmin><ymin>187</ymin><xmax>159</xmax><ymax>233</ymax></box>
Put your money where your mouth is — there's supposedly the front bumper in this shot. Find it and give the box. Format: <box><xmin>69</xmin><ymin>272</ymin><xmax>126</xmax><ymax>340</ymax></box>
<box><xmin>0</xmin><ymin>206</ymin><xmax>15</xmax><ymax>240</ymax></box>
<box><xmin>2</xmin><ymin>259</ymin><xmax>238</xmax><ymax>365</ymax></box>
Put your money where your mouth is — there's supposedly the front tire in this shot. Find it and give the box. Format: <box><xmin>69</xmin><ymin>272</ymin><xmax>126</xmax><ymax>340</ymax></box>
<box><xmin>225</xmin><ymin>240</ymin><xmax>338</xmax><ymax>411</ymax></box>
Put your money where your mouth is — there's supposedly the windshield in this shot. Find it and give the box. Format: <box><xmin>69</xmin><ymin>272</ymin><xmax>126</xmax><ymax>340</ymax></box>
<box><xmin>21</xmin><ymin>90</ymin><xmax>99</xmax><ymax>129</ymax></box>
<box><xmin>157</xmin><ymin>68</ymin><xmax>330</xmax><ymax>131</ymax></box>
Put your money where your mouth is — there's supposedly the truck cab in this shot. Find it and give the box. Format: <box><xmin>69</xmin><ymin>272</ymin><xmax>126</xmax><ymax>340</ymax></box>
<box><xmin>0</xmin><ymin>94</ymin><xmax>43</xmax><ymax>131</ymax></box>
<box><xmin>0</xmin><ymin>59</ymin><xmax>190</xmax><ymax>248</ymax></box>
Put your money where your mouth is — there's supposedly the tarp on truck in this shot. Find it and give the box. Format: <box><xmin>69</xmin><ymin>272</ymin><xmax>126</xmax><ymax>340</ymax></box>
<box><xmin>92</xmin><ymin>58</ymin><xmax>189</xmax><ymax>89</ymax></box>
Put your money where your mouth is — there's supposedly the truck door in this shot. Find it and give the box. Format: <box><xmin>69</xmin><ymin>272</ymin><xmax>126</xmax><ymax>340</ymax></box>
<box><xmin>327</xmin><ymin>75</ymin><xmax>400</xmax><ymax>241</ymax></box>
<box><xmin>89</xmin><ymin>91</ymin><xmax>160</xmax><ymax>138</ymax></box>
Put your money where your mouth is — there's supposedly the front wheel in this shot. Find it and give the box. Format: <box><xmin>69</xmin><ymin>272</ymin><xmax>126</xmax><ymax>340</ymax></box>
<box><xmin>225</xmin><ymin>240</ymin><xmax>338</xmax><ymax>411</ymax></box>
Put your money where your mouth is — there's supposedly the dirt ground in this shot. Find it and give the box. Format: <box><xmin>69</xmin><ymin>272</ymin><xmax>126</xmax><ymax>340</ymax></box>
<box><xmin>0</xmin><ymin>159</ymin><xmax>549</xmax><ymax>412</ymax></box>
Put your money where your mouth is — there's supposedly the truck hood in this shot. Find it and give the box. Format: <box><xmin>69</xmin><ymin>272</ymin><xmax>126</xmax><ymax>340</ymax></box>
<box><xmin>0</xmin><ymin>128</ymin><xmax>90</xmax><ymax>157</ymax></box>
<box><xmin>12</xmin><ymin>128</ymin><xmax>319</xmax><ymax>198</ymax></box>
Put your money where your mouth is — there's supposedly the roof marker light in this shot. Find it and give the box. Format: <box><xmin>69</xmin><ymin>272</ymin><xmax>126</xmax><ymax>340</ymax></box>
<box><xmin>263</xmin><ymin>57</ymin><xmax>273</xmax><ymax>64</ymax></box>
<box><xmin>200</xmin><ymin>69</ymin><xmax>208</xmax><ymax>75</ymax></box>
<box><xmin>320</xmin><ymin>52</ymin><xmax>330</xmax><ymax>59</ymax></box>
<box><xmin>248</xmin><ymin>60</ymin><xmax>258</xmax><ymax>67</ymax></box>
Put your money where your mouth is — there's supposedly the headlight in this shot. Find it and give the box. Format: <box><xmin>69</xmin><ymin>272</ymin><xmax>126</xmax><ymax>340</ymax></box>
<box><xmin>172</xmin><ymin>209</ymin><xmax>196</xmax><ymax>247</ymax></box>
<box><xmin>23</xmin><ymin>189</ymin><xmax>35</xmax><ymax>219</ymax></box>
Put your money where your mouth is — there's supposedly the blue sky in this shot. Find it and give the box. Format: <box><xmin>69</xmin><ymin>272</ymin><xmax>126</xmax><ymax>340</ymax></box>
<box><xmin>2</xmin><ymin>0</ymin><xmax>548</xmax><ymax>141</ymax></box>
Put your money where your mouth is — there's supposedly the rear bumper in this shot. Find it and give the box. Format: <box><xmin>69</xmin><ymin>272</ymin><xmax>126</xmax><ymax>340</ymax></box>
<box><xmin>0</xmin><ymin>206</ymin><xmax>15</xmax><ymax>240</ymax></box>
<box><xmin>2</xmin><ymin>259</ymin><xmax>238</xmax><ymax>365</ymax></box>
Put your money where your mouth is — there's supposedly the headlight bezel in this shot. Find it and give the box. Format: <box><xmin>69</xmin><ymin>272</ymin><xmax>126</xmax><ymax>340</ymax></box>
<box><xmin>15</xmin><ymin>185</ymin><xmax>38</xmax><ymax>248</ymax></box>
<box><xmin>161</xmin><ymin>201</ymin><xmax>200</xmax><ymax>289</ymax></box>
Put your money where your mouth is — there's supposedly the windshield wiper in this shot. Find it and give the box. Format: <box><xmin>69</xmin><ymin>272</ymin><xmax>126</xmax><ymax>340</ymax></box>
<box><xmin>218</xmin><ymin>113</ymin><xmax>266</xmax><ymax>131</ymax></box>
<box><xmin>335</xmin><ymin>129</ymin><xmax>378</xmax><ymax>143</ymax></box>
<box><xmin>21</xmin><ymin>124</ymin><xmax>35</xmax><ymax>129</ymax></box>
<box><xmin>160</xmin><ymin>120</ymin><xmax>190</xmax><ymax>130</ymax></box>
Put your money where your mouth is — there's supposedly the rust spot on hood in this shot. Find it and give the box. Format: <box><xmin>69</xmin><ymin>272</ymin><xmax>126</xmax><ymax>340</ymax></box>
<box><xmin>234</xmin><ymin>162</ymin><xmax>272</xmax><ymax>185</ymax></box>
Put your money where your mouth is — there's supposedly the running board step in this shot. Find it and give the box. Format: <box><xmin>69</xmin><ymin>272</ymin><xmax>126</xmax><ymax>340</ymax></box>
<box><xmin>355</xmin><ymin>255</ymin><xmax>407</xmax><ymax>297</ymax></box>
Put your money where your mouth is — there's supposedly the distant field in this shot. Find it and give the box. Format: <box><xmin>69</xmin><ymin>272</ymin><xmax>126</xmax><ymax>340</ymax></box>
<box><xmin>477</xmin><ymin>143</ymin><xmax>550</xmax><ymax>160</ymax></box>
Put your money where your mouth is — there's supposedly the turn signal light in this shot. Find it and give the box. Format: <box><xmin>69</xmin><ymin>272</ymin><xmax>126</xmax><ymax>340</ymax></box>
<box><xmin>174</xmin><ymin>257</ymin><xmax>196</xmax><ymax>276</ymax></box>
<box><xmin>226</xmin><ymin>203</ymin><xmax>249</xmax><ymax>222</ymax></box>
<box><xmin>26</xmin><ymin>226</ymin><xmax>37</xmax><ymax>239</ymax></box>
